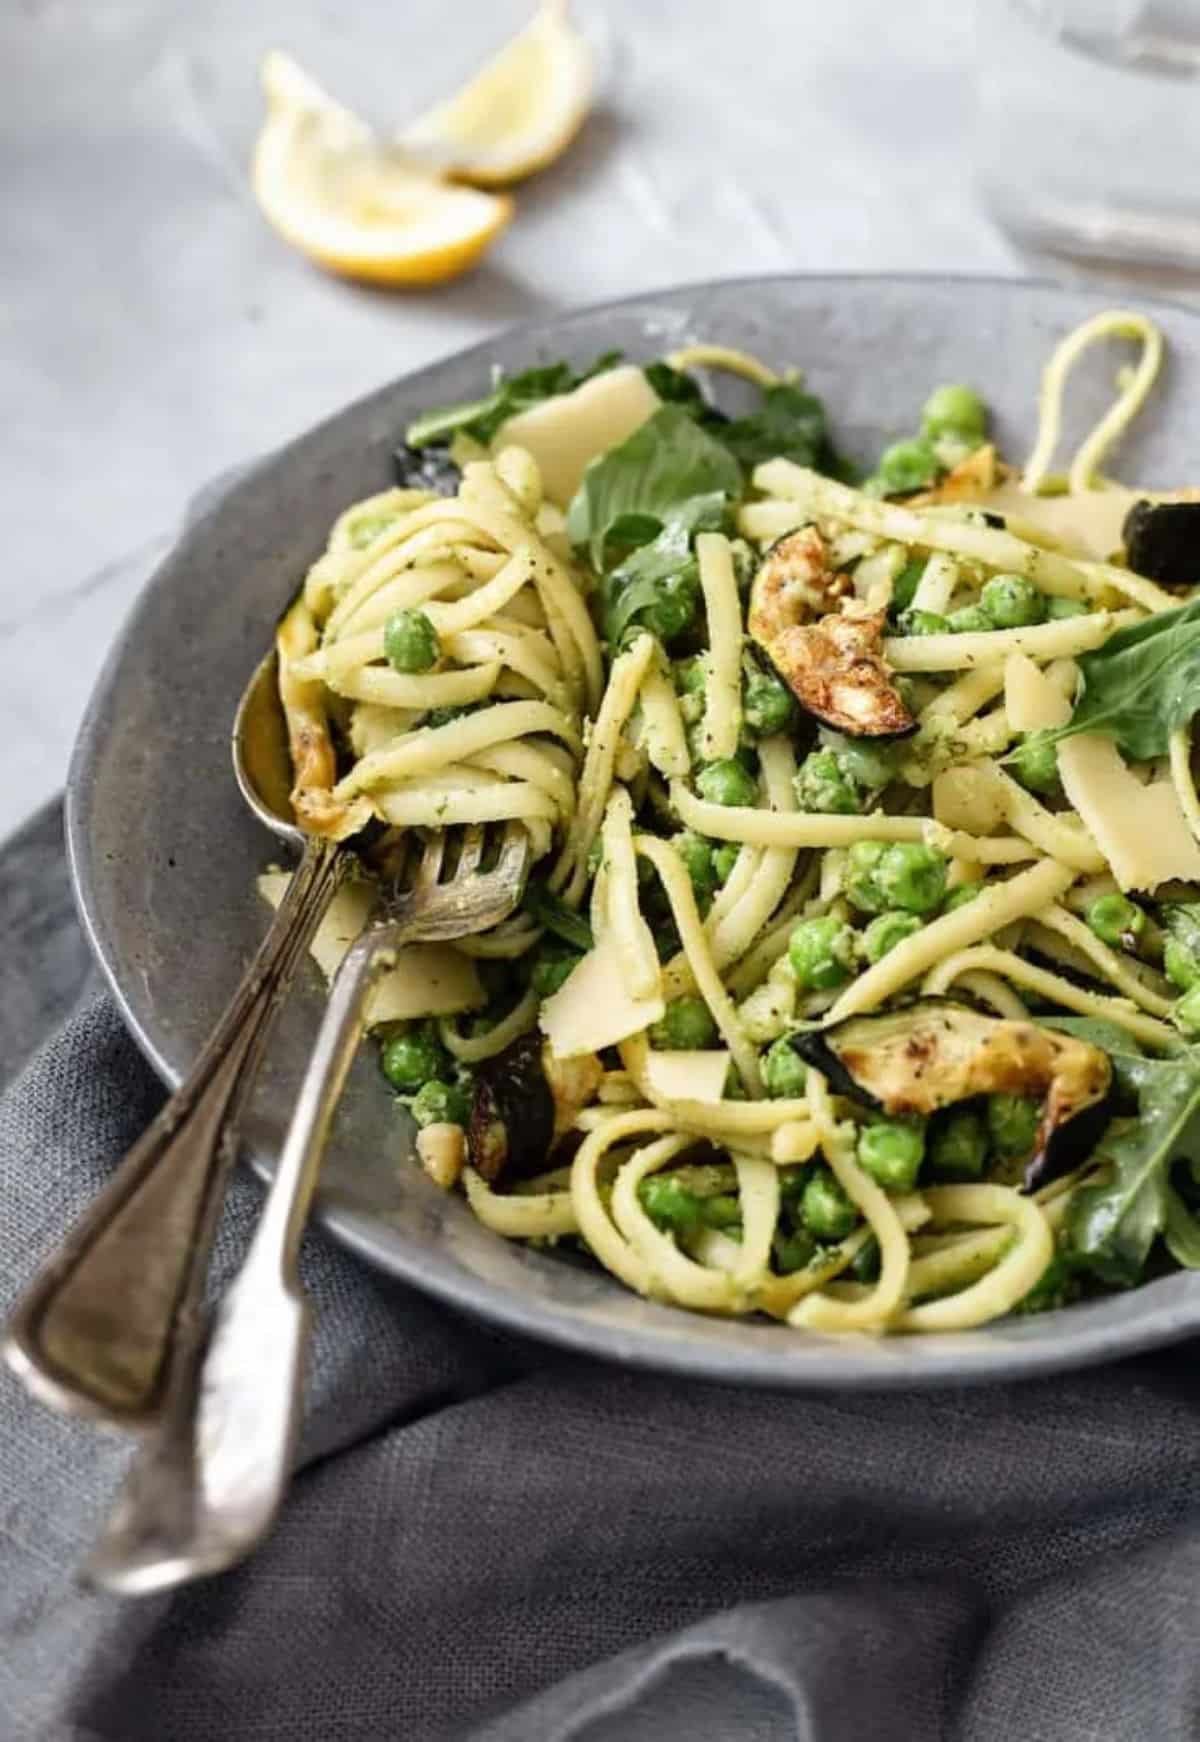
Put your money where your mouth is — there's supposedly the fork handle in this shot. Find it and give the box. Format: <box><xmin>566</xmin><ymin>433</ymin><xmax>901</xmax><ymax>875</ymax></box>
<box><xmin>3</xmin><ymin>834</ymin><xmax>348</xmax><ymax>1426</ymax></box>
<box><xmin>252</xmin><ymin>929</ymin><xmax>393</xmax><ymax>1274</ymax></box>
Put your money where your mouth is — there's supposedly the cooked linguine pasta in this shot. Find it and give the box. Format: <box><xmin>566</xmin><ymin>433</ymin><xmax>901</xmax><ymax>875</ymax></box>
<box><xmin>265</xmin><ymin>310</ymin><xmax>1200</xmax><ymax>1336</ymax></box>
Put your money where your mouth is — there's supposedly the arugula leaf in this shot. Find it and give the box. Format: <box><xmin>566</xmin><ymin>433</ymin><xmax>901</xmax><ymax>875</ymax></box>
<box><xmin>522</xmin><ymin>882</ymin><xmax>594</xmax><ymax>953</ymax></box>
<box><xmin>1164</xmin><ymin>1185</ymin><xmax>1200</xmax><ymax>1269</ymax></box>
<box><xmin>602</xmin><ymin>494</ymin><xmax>728</xmax><ymax>647</ymax></box>
<box><xmin>566</xmin><ymin>405</ymin><xmax>743</xmax><ymax>570</ymax></box>
<box><xmin>643</xmin><ymin>368</ymin><xmax>846</xmax><ymax>479</ymax></box>
<box><xmin>720</xmin><ymin>382</ymin><xmax>840</xmax><ymax>473</ymax></box>
<box><xmin>406</xmin><ymin>352</ymin><xmax>622</xmax><ymax>450</ymax></box>
<box><xmin>1067</xmin><ymin>1048</ymin><xmax>1200</xmax><ymax>1286</ymax></box>
<box><xmin>1045</xmin><ymin>596</ymin><xmax>1200</xmax><ymax>760</ymax></box>
<box><xmin>642</xmin><ymin>362</ymin><xmax>726</xmax><ymax>423</ymax></box>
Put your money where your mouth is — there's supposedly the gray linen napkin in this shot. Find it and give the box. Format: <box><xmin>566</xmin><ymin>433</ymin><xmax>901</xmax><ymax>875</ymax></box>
<box><xmin>4</xmin><ymin>800</ymin><xmax>1200</xmax><ymax>1742</ymax></box>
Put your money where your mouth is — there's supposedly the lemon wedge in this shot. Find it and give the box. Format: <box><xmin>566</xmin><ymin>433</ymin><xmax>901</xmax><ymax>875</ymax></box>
<box><xmin>252</xmin><ymin>52</ymin><xmax>513</xmax><ymax>286</ymax></box>
<box><xmin>397</xmin><ymin>2</ymin><xmax>592</xmax><ymax>186</ymax></box>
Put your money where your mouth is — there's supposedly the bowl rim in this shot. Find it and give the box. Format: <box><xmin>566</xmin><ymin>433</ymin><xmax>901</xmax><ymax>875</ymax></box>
<box><xmin>66</xmin><ymin>269</ymin><xmax>1200</xmax><ymax>1390</ymax></box>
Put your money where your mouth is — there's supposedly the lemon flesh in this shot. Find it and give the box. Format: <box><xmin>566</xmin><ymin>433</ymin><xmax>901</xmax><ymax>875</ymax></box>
<box><xmin>252</xmin><ymin>52</ymin><xmax>512</xmax><ymax>286</ymax></box>
<box><xmin>397</xmin><ymin>2</ymin><xmax>592</xmax><ymax>186</ymax></box>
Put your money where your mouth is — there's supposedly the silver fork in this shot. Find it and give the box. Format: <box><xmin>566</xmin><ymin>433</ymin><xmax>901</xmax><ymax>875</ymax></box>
<box><xmin>83</xmin><ymin>820</ymin><xmax>531</xmax><ymax>1595</ymax></box>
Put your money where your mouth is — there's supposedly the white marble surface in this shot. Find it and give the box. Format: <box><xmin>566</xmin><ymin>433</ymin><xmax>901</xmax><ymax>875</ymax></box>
<box><xmin>0</xmin><ymin>0</ymin><xmax>1191</xmax><ymax>838</ymax></box>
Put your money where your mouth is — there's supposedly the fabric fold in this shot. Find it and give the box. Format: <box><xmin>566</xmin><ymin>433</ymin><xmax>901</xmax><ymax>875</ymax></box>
<box><xmin>4</xmin><ymin>804</ymin><xmax>1200</xmax><ymax>1742</ymax></box>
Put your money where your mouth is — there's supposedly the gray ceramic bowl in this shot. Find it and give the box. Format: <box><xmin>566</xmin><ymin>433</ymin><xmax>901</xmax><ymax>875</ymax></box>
<box><xmin>68</xmin><ymin>274</ymin><xmax>1200</xmax><ymax>1388</ymax></box>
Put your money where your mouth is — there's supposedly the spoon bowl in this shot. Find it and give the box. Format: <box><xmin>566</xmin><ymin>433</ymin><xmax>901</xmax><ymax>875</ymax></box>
<box><xmin>232</xmin><ymin>647</ymin><xmax>306</xmax><ymax>846</ymax></box>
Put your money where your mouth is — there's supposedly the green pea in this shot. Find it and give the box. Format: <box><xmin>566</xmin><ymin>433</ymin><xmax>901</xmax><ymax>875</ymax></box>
<box><xmin>650</xmin><ymin>996</ymin><xmax>718</xmax><ymax>1050</ymax></box>
<box><xmin>712</xmin><ymin>842</ymin><xmax>741</xmax><ymax>883</ymax></box>
<box><xmin>921</xmin><ymin>383</ymin><xmax>987</xmax><ymax>443</ymax></box>
<box><xmin>980</xmin><ymin>573</ymin><xmax>1046</xmax><ymax>629</ymax></box>
<box><xmin>1086</xmin><ymin>893</ymin><xmax>1145</xmax><ymax>951</ymax></box>
<box><xmin>876</xmin><ymin>437</ymin><xmax>939</xmax><ymax>495</ymax></box>
<box><xmin>900</xmin><ymin>609</ymin><xmax>951</xmax><ymax>637</ymax></box>
<box><xmin>410</xmin><ymin>1078</ymin><xmax>471</xmax><ymax>1129</ymax></box>
<box><xmin>742</xmin><ymin>666</ymin><xmax>795</xmax><ymax>738</ymax></box>
<box><xmin>380</xmin><ymin>1024</ymin><xmax>449</xmax><ymax>1092</ymax></box>
<box><xmin>1165</xmin><ymin>936</ymin><xmax>1200</xmax><ymax>993</ymax></box>
<box><xmin>891</xmin><ymin>557</ymin><xmax>926</xmax><ymax>615</ymax></box>
<box><xmin>1010</xmin><ymin>730</ymin><xmax>1060</xmax><ymax>796</ymax></box>
<box><xmin>639</xmin><ymin>1174</ymin><xmax>703</xmax><ymax>1233</ymax></box>
<box><xmin>942</xmin><ymin>880</ymin><xmax>985</xmax><ymax>913</ymax></box>
<box><xmin>674</xmin><ymin>655</ymin><xmax>708</xmax><ymax>695</ymax></box>
<box><xmin>876</xmin><ymin>842</ymin><xmax>947</xmax><ymax>915</ymax></box>
<box><xmin>986</xmin><ymin>1093</ymin><xmax>1040</xmax><ymax>1162</ymax></box>
<box><xmin>384</xmin><ymin>607</ymin><xmax>439</xmax><ymax>673</ymax></box>
<box><xmin>857</xmin><ymin>1118</ymin><xmax>925</xmax><ymax>1193</ymax></box>
<box><xmin>801</xmin><ymin>1168</ymin><xmax>859</xmax><ymax>1240</ymax></box>
<box><xmin>696</xmin><ymin>757</ymin><xmax>758</xmax><ymax>808</ymax></box>
<box><xmin>1046</xmin><ymin>595</ymin><xmax>1091</xmax><ymax>621</ymax></box>
<box><xmin>762</xmin><ymin>1035</ymin><xmax>808</xmax><ymax>1099</ymax></box>
<box><xmin>1174</xmin><ymin>983</ymin><xmax>1200</xmax><ymax>1038</ymax></box>
<box><xmin>773</xmin><ymin>1228</ymin><xmax>817</xmax><ymax>1274</ymax></box>
<box><xmin>845</xmin><ymin>840</ymin><xmax>889</xmax><ymax>915</ymax></box>
<box><xmin>927</xmin><ymin>1107</ymin><xmax>988</xmax><ymax>1180</ymax></box>
<box><xmin>701</xmin><ymin>1193</ymin><xmax>742</xmax><ymax>1231</ymax></box>
<box><xmin>794</xmin><ymin>751</ymin><xmax>860</xmax><ymax>816</ymax></box>
<box><xmin>788</xmin><ymin>916</ymin><xmax>857</xmax><ymax>991</ymax></box>
<box><xmin>531</xmin><ymin>945</ymin><xmax>582</xmax><ymax>997</ymax></box>
<box><xmin>675</xmin><ymin>831</ymin><xmax>718</xmax><ymax>900</ymax></box>
<box><xmin>947</xmin><ymin>605</ymin><xmax>993</xmax><ymax>634</ymax></box>
<box><xmin>862</xmin><ymin>910</ymin><xmax>922</xmax><ymax>963</ymax></box>
<box><xmin>824</xmin><ymin>733</ymin><xmax>898</xmax><ymax>794</ymax></box>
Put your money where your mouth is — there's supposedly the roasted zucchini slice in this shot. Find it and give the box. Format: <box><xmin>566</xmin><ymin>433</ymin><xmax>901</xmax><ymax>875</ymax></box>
<box><xmin>748</xmin><ymin>529</ymin><xmax>914</xmax><ymax>738</ymax></box>
<box><xmin>793</xmin><ymin>998</ymin><xmax>1112</xmax><ymax>1190</ymax></box>
<box><xmin>748</xmin><ymin>527</ymin><xmax>852</xmax><ymax>634</ymax></box>
<box><xmin>1122</xmin><ymin>499</ymin><xmax>1200</xmax><ymax>591</ymax></box>
<box><xmin>467</xmin><ymin>1032</ymin><xmax>601</xmax><ymax>1184</ymax></box>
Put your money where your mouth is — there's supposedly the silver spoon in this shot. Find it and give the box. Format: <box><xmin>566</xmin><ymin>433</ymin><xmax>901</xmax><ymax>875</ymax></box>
<box><xmin>4</xmin><ymin>647</ymin><xmax>351</xmax><ymax>1427</ymax></box>
<box><xmin>83</xmin><ymin>820</ymin><xmax>531</xmax><ymax>1594</ymax></box>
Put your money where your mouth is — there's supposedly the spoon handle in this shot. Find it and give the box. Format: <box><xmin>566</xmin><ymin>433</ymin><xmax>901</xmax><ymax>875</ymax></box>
<box><xmin>83</xmin><ymin>930</ymin><xmax>392</xmax><ymax>1594</ymax></box>
<box><xmin>3</xmin><ymin>835</ymin><xmax>348</xmax><ymax>1427</ymax></box>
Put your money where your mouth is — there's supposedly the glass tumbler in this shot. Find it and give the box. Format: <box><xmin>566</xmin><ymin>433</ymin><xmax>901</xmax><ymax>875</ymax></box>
<box><xmin>975</xmin><ymin>1</ymin><xmax>1200</xmax><ymax>267</ymax></box>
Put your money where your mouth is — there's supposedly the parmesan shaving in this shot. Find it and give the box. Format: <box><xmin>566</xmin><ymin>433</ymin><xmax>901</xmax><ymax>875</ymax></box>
<box><xmin>643</xmin><ymin>1049</ymin><xmax>732</xmax><ymax>1105</ymax></box>
<box><xmin>492</xmin><ymin>365</ymin><xmax>661</xmax><ymax>507</ymax></box>
<box><xmin>1004</xmin><ymin>651</ymin><xmax>1073</xmax><ymax>732</ymax></box>
<box><xmin>1057</xmin><ymin>734</ymin><xmax>1200</xmax><ymax>891</ymax></box>
<box><xmin>540</xmin><ymin>934</ymin><xmax>666</xmax><ymax>1059</ymax></box>
<box><xmin>257</xmin><ymin>873</ymin><xmax>483</xmax><ymax>1022</ymax></box>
